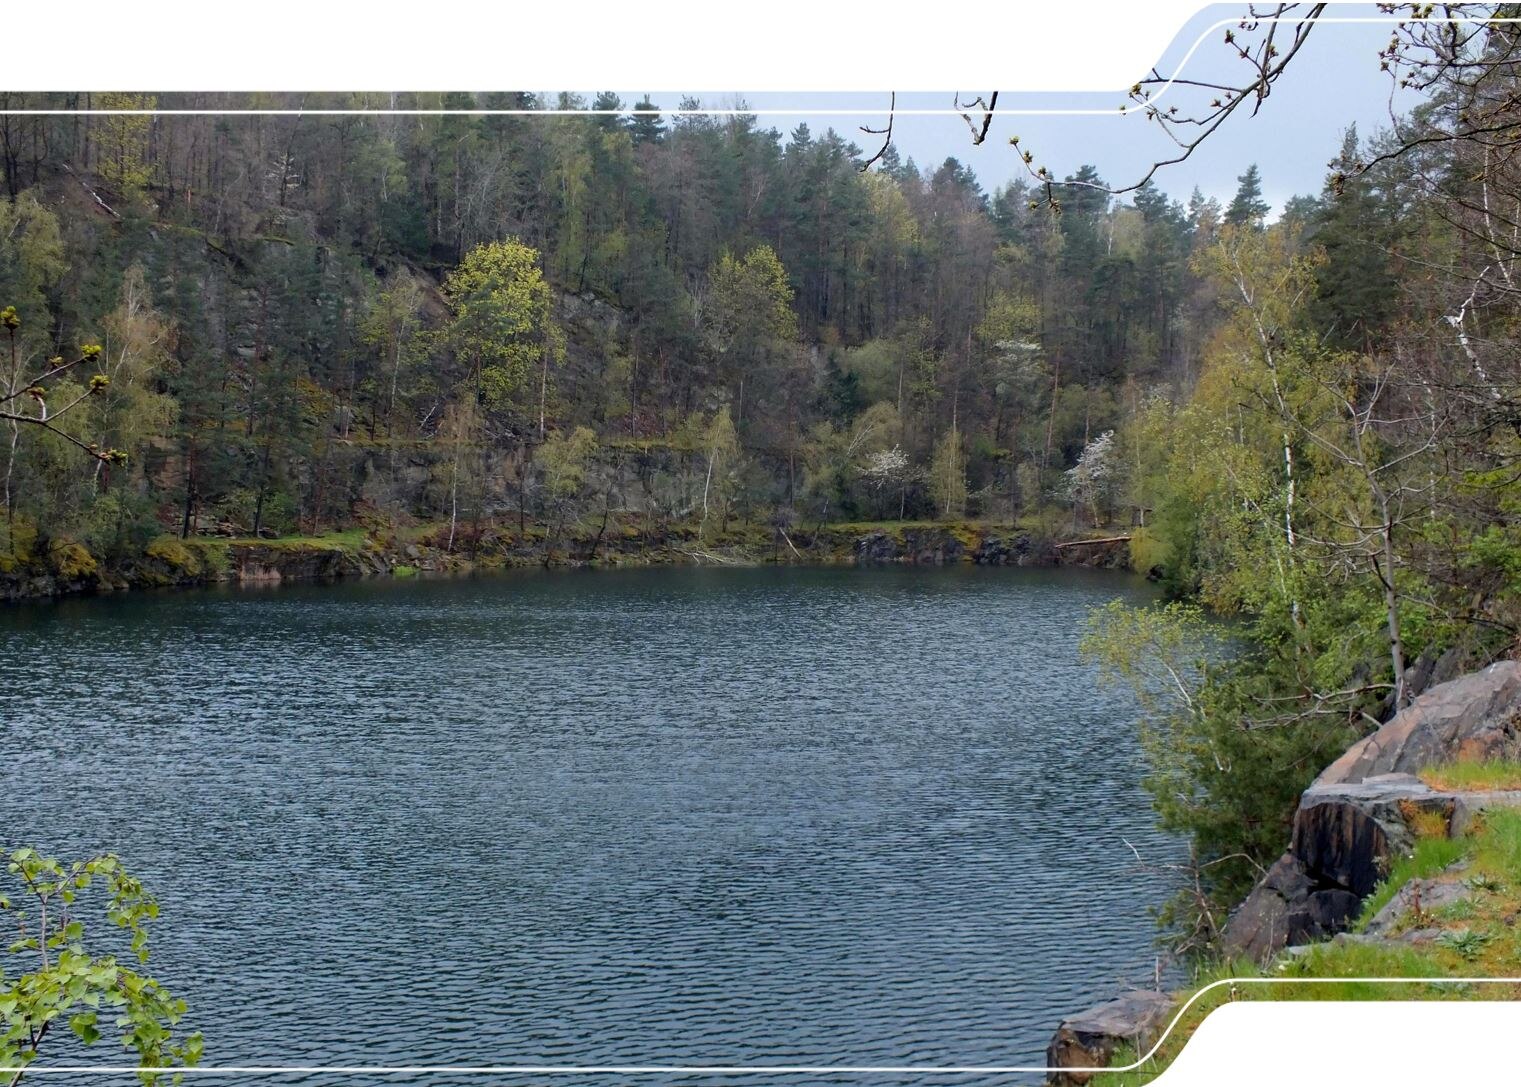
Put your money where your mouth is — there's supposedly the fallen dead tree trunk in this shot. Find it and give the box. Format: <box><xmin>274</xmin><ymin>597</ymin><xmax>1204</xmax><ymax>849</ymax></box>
<box><xmin>1053</xmin><ymin>535</ymin><xmax>1132</xmax><ymax>549</ymax></box>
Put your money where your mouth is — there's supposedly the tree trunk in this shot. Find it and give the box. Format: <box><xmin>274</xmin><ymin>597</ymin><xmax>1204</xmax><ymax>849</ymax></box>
<box><xmin>590</xmin><ymin>496</ymin><xmax>610</xmax><ymax>563</ymax></box>
<box><xmin>180</xmin><ymin>445</ymin><xmax>197</xmax><ymax>539</ymax></box>
<box><xmin>1376</xmin><ymin>490</ymin><xmax>1407</xmax><ymax>710</ymax></box>
<box><xmin>251</xmin><ymin>440</ymin><xmax>273</xmax><ymax>539</ymax></box>
<box><xmin>446</xmin><ymin>438</ymin><xmax>461</xmax><ymax>553</ymax></box>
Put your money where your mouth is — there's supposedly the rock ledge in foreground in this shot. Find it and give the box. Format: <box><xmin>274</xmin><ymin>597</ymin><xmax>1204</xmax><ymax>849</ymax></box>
<box><xmin>1222</xmin><ymin>661</ymin><xmax>1521</xmax><ymax>961</ymax></box>
<box><xmin>1045</xmin><ymin>989</ymin><xmax>1173</xmax><ymax>1086</ymax></box>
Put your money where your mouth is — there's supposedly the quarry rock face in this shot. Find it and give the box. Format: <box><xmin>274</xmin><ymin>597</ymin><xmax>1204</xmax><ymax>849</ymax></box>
<box><xmin>1362</xmin><ymin>869</ymin><xmax>1473</xmax><ymax>937</ymax></box>
<box><xmin>1216</xmin><ymin>851</ymin><xmax>1363</xmax><ymax>962</ymax></box>
<box><xmin>1050</xmin><ymin>662</ymin><xmax>1521</xmax><ymax>1082</ymax></box>
<box><xmin>1222</xmin><ymin>662</ymin><xmax>1521</xmax><ymax>961</ymax></box>
<box><xmin>1318</xmin><ymin>661</ymin><xmax>1521</xmax><ymax>784</ymax></box>
<box><xmin>850</xmin><ymin>527</ymin><xmax>1069</xmax><ymax>566</ymax></box>
<box><xmin>1292</xmin><ymin>774</ymin><xmax>1456</xmax><ymax>897</ymax></box>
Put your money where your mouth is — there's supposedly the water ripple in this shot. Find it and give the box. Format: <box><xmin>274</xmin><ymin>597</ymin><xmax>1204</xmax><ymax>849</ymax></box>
<box><xmin>0</xmin><ymin>565</ymin><xmax>1182</xmax><ymax>1084</ymax></box>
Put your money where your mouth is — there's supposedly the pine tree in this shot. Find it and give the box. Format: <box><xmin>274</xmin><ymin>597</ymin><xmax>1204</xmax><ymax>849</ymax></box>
<box><xmin>1225</xmin><ymin>163</ymin><xmax>1270</xmax><ymax>228</ymax></box>
<box><xmin>1307</xmin><ymin>126</ymin><xmax>1397</xmax><ymax>349</ymax></box>
<box><xmin>1131</xmin><ymin>178</ymin><xmax>1170</xmax><ymax>222</ymax></box>
<box><xmin>628</xmin><ymin>96</ymin><xmax>665</xmax><ymax>145</ymax></box>
<box><xmin>590</xmin><ymin>91</ymin><xmax>625</xmax><ymax>132</ymax></box>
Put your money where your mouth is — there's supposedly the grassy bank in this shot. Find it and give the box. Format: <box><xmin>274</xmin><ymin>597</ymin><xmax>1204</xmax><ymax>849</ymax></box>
<box><xmin>1098</xmin><ymin>776</ymin><xmax>1521</xmax><ymax>1084</ymax></box>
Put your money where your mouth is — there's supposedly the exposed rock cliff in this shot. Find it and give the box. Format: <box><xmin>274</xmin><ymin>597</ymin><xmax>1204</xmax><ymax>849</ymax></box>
<box><xmin>1047</xmin><ymin>660</ymin><xmax>1521</xmax><ymax>1084</ymax></box>
<box><xmin>1221</xmin><ymin>660</ymin><xmax>1521</xmax><ymax>960</ymax></box>
<box><xmin>850</xmin><ymin>528</ymin><xmax>1057</xmax><ymax>566</ymax></box>
<box><xmin>847</xmin><ymin>526</ymin><xmax>1125</xmax><ymax>567</ymax></box>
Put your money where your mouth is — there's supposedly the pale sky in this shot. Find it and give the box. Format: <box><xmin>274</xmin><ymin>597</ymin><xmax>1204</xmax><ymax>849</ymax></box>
<box><xmin>616</xmin><ymin>12</ymin><xmax>1418</xmax><ymax>213</ymax></box>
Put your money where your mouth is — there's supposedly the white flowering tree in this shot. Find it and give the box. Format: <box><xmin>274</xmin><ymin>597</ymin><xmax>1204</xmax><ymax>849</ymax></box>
<box><xmin>1063</xmin><ymin>429</ymin><xmax>1120</xmax><ymax>527</ymax></box>
<box><xmin>860</xmin><ymin>444</ymin><xmax>911</xmax><ymax>519</ymax></box>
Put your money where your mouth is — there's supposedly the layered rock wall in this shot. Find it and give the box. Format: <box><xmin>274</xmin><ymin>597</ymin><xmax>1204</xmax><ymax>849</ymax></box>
<box><xmin>1221</xmin><ymin>661</ymin><xmax>1521</xmax><ymax>960</ymax></box>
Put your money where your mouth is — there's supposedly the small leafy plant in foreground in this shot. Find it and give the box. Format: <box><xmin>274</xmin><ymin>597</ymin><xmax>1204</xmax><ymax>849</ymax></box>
<box><xmin>0</xmin><ymin>848</ymin><xmax>200</xmax><ymax>1086</ymax></box>
<box><xmin>1435</xmin><ymin>927</ymin><xmax>1493</xmax><ymax>962</ymax></box>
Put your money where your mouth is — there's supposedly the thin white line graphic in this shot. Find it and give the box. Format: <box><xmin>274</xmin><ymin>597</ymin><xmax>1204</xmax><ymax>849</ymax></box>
<box><xmin>5</xmin><ymin>6</ymin><xmax>1514</xmax><ymax>1082</ymax></box>
<box><xmin>0</xmin><ymin>16</ymin><xmax>1513</xmax><ymax>118</ymax></box>
<box><xmin>4</xmin><ymin>978</ymin><xmax>1519</xmax><ymax>1075</ymax></box>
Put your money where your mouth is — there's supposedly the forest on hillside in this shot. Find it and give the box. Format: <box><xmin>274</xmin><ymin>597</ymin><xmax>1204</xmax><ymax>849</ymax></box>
<box><xmin>7</xmin><ymin>14</ymin><xmax>1521</xmax><ymax>948</ymax></box>
<box><xmin>0</xmin><ymin>90</ymin><xmax>1296</xmax><ymax>555</ymax></box>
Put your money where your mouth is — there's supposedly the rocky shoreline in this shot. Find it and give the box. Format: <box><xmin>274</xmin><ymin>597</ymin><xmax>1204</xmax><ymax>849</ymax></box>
<box><xmin>0</xmin><ymin>521</ymin><xmax>1134</xmax><ymax>603</ymax></box>
<box><xmin>1220</xmin><ymin>660</ymin><xmax>1521</xmax><ymax>959</ymax></box>
<box><xmin>1044</xmin><ymin>660</ymin><xmax>1521</xmax><ymax>1084</ymax></box>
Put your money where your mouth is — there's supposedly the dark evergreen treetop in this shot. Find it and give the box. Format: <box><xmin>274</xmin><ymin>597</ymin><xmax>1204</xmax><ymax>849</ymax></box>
<box><xmin>1225</xmin><ymin>163</ymin><xmax>1270</xmax><ymax>228</ymax></box>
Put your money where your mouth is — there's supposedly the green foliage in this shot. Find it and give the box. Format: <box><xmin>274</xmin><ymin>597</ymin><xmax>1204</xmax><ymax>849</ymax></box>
<box><xmin>1435</xmin><ymin>926</ymin><xmax>1492</xmax><ymax>960</ymax></box>
<box><xmin>1307</xmin><ymin>126</ymin><xmax>1399</xmax><ymax>348</ymax></box>
<box><xmin>1354</xmin><ymin>835</ymin><xmax>1470</xmax><ymax>931</ymax></box>
<box><xmin>93</xmin><ymin>95</ymin><xmax>157</xmax><ymax>193</ymax></box>
<box><xmin>1084</xmin><ymin>197</ymin><xmax>1519</xmax><ymax>943</ymax></box>
<box><xmin>1128</xmin><ymin>525</ymin><xmax>1169</xmax><ymax>573</ymax></box>
<box><xmin>0</xmin><ymin>198</ymin><xmax>64</xmax><ymax>330</ymax></box>
<box><xmin>190</xmin><ymin>541</ymin><xmax>230</xmax><ymax>577</ymax></box>
<box><xmin>703</xmin><ymin>245</ymin><xmax>797</xmax><ymax>352</ymax></box>
<box><xmin>538</xmin><ymin>426</ymin><xmax>598</xmax><ymax>503</ymax></box>
<box><xmin>1474</xmin><ymin>809</ymin><xmax>1521</xmax><ymax>879</ymax></box>
<box><xmin>702</xmin><ymin>245</ymin><xmax>799</xmax><ymax>430</ymax></box>
<box><xmin>359</xmin><ymin>274</ymin><xmax>428</xmax><ymax>437</ymax></box>
<box><xmin>442</xmin><ymin>239</ymin><xmax>563</xmax><ymax>414</ymax></box>
<box><xmin>0</xmin><ymin>848</ymin><xmax>201</xmax><ymax>1084</ymax></box>
<box><xmin>144</xmin><ymin>536</ymin><xmax>202</xmax><ymax>576</ymax></box>
<box><xmin>213</xmin><ymin>490</ymin><xmax>298</xmax><ymax>538</ymax></box>
<box><xmin>698</xmin><ymin>408</ymin><xmax>742</xmax><ymax>537</ymax></box>
<box><xmin>1083</xmin><ymin>593</ymin><xmax>1379</xmax><ymax>937</ymax></box>
<box><xmin>928</xmin><ymin>425</ymin><xmax>967</xmax><ymax>518</ymax></box>
<box><xmin>45</xmin><ymin>541</ymin><xmax>97</xmax><ymax>580</ymax></box>
<box><xmin>0</xmin><ymin>99</ymin><xmax>1240</xmax><ymax>581</ymax></box>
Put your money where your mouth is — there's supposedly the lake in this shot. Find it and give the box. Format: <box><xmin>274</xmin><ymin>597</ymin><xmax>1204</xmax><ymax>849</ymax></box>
<box><xmin>0</xmin><ymin>564</ymin><xmax>1180</xmax><ymax>1082</ymax></box>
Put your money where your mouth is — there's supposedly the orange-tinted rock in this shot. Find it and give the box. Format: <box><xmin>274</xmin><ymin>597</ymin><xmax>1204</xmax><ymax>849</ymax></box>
<box><xmin>1224</xmin><ymin>663</ymin><xmax>1521</xmax><ymax>961</ymax></box>
<box><xmin>1317</xmin><ymin>661</ymin><xmax>1521</xmax><ymax>785</ymax></box>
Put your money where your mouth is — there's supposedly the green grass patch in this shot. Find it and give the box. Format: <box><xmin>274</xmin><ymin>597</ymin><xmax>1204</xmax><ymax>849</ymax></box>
<box><xmin>1353</xmin><ymin>833</ymin><xmax>1469</xmax><ymax>931</ymax></box>
<box><xmin>816</xmin><ymin>518</ymin><xmax>1034</xmax><ymax>548</ymax></box>
<box><xmin>1276</xmin><ymin>938</ymin><xmax>1447</xmax><ymax>984</ymax></box>
<box><xmin>145</xmin><ymin>535</ymin><xmax>203</xmax><ymax>575</ymax></box>
<box><xmin>1421</xmin><ymin>758</ymin><xmax>1521</xmax><ymax>792</ymax></box>
<box><xmin>1099</xmin><ymin>807</ymin><xmax>1521</xmax><ymax>1084</ymax></box>
<box><xmin>1473</xmin><ymin>807</ymin><xmax>1521</xmax><ymax>877</ymax></box>
<box><xmin>603</xmin><ymin>434</ymin><xmax>702</xmax><ymax>453</ymax></box>
<box><xmin>1434</xmin><ymin>897</ymin><xmax>1478</xmax><ymax>922</ymax></box>
<box><xmin>819</xmin><ymin>519</ymin><xmax>914</xmax><ymax>536</ymax></box>
<box><xmin>208</xmin><ymin>529</ymin><xmax>370</xmax><ymax>553</ymax></box>
<box><xmin>1100</xmin><ymin>943</ymin><xmax>1494</xmax><ymax>1085</ymax></box>
<box><xmin>392</xmin><ymin>564</ymin><xmax>418</xmax><ymax>578</ymax></box>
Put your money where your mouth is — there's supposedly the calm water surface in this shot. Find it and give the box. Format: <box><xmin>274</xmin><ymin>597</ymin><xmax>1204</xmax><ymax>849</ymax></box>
<box><xmin>0</xmin><ymin>565</ymin><xmax>1180</xmax><ymax>1082</ymax></box>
